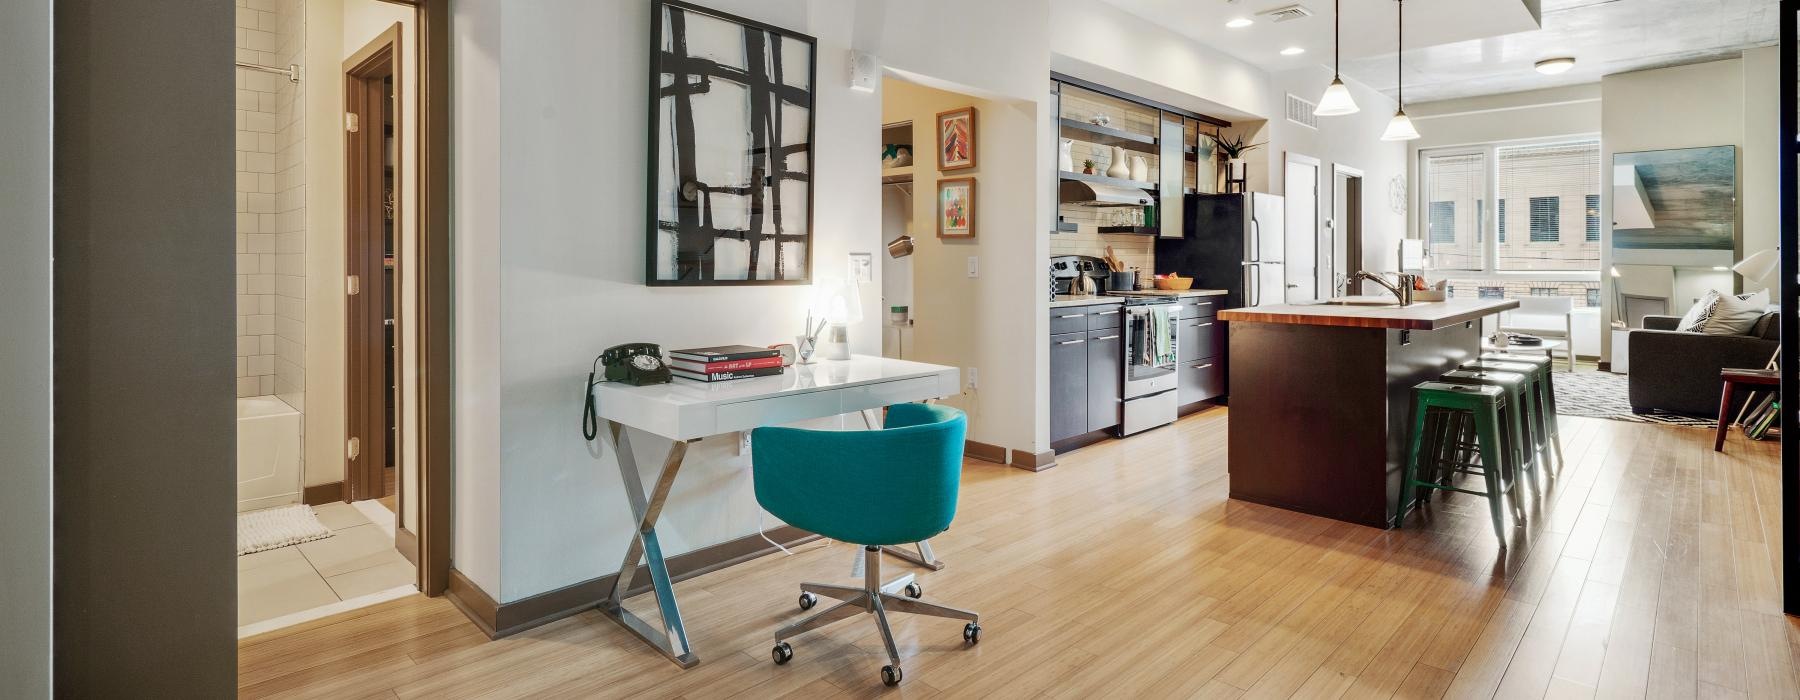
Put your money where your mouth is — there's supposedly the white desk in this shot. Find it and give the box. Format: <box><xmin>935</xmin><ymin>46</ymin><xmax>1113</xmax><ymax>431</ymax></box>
<box><xmin>589</xmin><ymin>355</ymin><xmax>960</xmax><ymax>668</ymax></box>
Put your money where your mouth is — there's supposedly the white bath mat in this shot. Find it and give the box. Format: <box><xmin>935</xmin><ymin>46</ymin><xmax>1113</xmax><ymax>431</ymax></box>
<box><xmin>237</xmin><ymin>504</ymin><xmax>333</xmax><ymax>556</ymax></box>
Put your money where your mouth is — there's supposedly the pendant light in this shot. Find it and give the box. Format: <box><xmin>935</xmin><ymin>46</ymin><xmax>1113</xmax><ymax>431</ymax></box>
<box><xmin>1380</xmin><ymin>0</ymin><xmax>1421</xmax><ymax>141</ymax></box>
<box><xmin>1314</xmin><ymin>0</ymin><xmax>1360</xmax><ymax>116</ymax></box>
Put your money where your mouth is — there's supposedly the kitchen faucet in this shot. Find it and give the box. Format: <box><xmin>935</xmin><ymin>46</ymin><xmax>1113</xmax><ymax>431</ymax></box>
<box><xmin>1351</xmin><ymin>271</ymin><xmax>1416</xmax><ymax>306</ymax></box>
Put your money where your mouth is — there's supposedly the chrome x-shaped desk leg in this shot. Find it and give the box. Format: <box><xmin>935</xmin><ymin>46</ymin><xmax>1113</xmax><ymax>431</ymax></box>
<box><xmin>598</xmin><ymin>420</ymin><xmax>699</xmax><ymax>668</ymax></box>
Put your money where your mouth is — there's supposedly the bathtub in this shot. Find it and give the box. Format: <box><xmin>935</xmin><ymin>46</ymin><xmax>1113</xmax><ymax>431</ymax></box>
<box><xmin>238</xmin><ymin>395</ymin><xmax>303</xmax><ymax>512</ymax></box>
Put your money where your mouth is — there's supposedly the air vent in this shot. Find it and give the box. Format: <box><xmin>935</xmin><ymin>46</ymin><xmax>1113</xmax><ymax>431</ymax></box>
<box><xmin>1257</xmin><ymin>4</ymin><xmax>1314</xmax><ymax>23</ymax></box>
<box><xmin>1286</xmin><ymin>93</ymin><xmax>1319</xmax><ymax>130</ymax></box>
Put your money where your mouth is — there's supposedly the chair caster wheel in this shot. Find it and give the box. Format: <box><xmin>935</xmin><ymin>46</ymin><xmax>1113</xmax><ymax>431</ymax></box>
<box><xmin>881</xmin><ymin>665</ymin><xmax>903</xmax><ymax>686</ymax></box>
<box><xmin>963</xmin><ymin>622</ymin><xmax>982</xmax><ymax>644</ymax></box>
<box><xmin>798</xmin><ymin>592</ymin><xmax>818</xmax><ymax>610</ymax></box>
<box><xmin>904</xmin><ymin>582</ymin><xmax>923</xmax><ymax>598</ymax></box>
<box><xmin>771</xmin><ymin>642</ymin><xmax>793</xmax><ymax>665</ymax></box>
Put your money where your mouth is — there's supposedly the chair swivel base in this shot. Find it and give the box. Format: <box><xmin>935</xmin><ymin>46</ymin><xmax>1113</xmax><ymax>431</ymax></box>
<box><xmin>771</xmin><ymin>545</ymin><xmax>980</xmax><ymax>686</ymax></box>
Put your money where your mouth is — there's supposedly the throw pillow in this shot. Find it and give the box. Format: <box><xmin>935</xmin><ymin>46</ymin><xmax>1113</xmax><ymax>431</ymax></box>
<box><xmin>1677</xmin><ymin>290</ymin><xmax>1721</xmax><ymax>333</ymax></box>
<box><xmin>1703</xmin><ymin>289</ymin><xmax>1771</xmax><ymax>335</ymax></box>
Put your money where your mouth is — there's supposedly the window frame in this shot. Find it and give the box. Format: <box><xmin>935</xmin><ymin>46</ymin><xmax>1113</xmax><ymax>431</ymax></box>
<box><xmin>1415</xmin><ymin>136</ymin><xmax>1602</xmax><ymax>282</ymax></box>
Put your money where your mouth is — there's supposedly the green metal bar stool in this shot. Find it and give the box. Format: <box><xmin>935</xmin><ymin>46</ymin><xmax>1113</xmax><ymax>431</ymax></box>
<box><xmin>1397</xmin><ymin>382</ymin><xmax>1517</xmax><ymax>544</ymax></box>
<box><xmin>1439</xmin><ymin>368</ymin><xmax>1537</xmax><ymax>499</ymax></box>
<box><xmin>1467</xmin><ymin>355</ymin><xmax>1562</xmax><ymax>473</ymax></box>
<box><xmin>1479</xmin><ymin>352</ymin><xmax>1564</xmax><ymax>469</ymax></box>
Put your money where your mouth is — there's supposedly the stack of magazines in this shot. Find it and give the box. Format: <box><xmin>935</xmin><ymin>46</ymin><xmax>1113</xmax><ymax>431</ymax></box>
<box><xmin>668</xmin><ymin>345</ymin><xmax>785</xmax><ymax>382</ymax></box>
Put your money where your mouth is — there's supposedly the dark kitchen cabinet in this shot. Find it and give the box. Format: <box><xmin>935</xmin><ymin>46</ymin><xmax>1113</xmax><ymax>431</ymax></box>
<box><xmin>1176</xmin><ymin>298</ymin><xmax>1226</xmax><ymax>406</ymax></box>
<box><xmin>1049</xmin><ymin>331</ymin><xmax>1089</xmax><ymax>443</ymax></box>
<box><xmin>1180</xmin><ymin>358</ymin><xmax>1226</xmax><ymax>404</ymax></box>
<box><xmin>1085</xmin><ymin>327</ymin><xmax>1122</xmax><ymax>432</ymax></box>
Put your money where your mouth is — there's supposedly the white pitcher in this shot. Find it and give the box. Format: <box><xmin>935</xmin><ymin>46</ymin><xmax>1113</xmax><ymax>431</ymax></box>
<box><xmin>1105</xmin><ymin>145</ymin><xmax>1130</xmax><ymax>179</ymax></box>
<box><xmin>1058</xmin><ymin>138</ymin><xmax>1074</xmax><ymax>173</ymax></box>
<box><xmin>1129</xmin><ymin>155</ymin><xmax>1149</xmax><ymax>182</ymax></box>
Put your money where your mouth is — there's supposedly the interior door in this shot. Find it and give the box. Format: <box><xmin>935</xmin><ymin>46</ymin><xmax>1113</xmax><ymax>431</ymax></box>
<box><xmin>1330</xmin><ymin>167</ymin><xmax>1364</xmax><ymax>298</ymax></box>
<box><xmin>1250</xmin><ymin>193</ymin><xmax>1286</xmax><ymax>307</ymax></box>
<box><xmin>1283</xmin><ymin>155</ymin><xmax>1320</xmax><ymax>303</ymax></box>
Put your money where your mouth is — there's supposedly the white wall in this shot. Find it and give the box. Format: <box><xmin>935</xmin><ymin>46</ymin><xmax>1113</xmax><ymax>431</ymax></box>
<box><xmin>1741</xmin><ymin>46</ymin><xmax>1780</xmax><ymax>294</ymax></box>
<box><xmin>1601</xmin><ymin>58</ymin><xmax>1746</xmax><ymax>356</ymax></box>
<box><xmin>0</xmin><ymin>0</ymin><xmax>52</xmax><ymax>694</ymax></box>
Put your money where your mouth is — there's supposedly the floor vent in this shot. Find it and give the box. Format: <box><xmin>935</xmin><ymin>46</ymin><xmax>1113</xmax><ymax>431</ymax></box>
<box><xmin>1258</xmin><ymin>4</ymin><xmax>1314</xmax><ymax>23</ymax></box>
<box><xmin>1286</xmin><ymin>93</ymin><xmax>1319</xmax><ymax>130</ymax></box>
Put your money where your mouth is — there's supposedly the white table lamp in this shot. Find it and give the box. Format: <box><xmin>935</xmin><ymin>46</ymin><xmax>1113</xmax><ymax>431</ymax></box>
<box><xmin>1733</xmin><ymin>249</ymin><xmax>1778</xmax><ymax>287</ymax></box>
<box><xmin>812</xmin><ymin>278</ymin><xmax>863</xmax><ymax>360</ymax></box>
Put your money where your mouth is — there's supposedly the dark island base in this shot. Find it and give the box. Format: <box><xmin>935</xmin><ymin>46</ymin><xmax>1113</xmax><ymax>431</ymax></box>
<box><xmin>1226</xmin><ymin>319</ymin><xmax>1482</xmax><ymax>528</ymax></box>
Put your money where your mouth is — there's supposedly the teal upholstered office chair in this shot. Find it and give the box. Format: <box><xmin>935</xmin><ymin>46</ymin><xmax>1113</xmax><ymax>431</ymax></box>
<box><xmin>753</xmin><ymin>403</ymin><xmax>980</xmax><ymax>687</ymax></box>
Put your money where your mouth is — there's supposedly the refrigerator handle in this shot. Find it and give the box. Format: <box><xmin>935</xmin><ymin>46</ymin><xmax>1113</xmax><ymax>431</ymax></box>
<box><xmin>1249</xmin><ymin>218</ymin><xmax>1260</xmax><ymax>262</ymax></box>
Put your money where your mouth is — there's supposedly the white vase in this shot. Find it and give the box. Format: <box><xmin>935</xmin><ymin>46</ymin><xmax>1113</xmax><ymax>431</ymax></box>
<box><xmin>1129</xmin><ymin>155</ymin><xmax>1149</xmax><ymax>182</ymax></box>
<box><xmin>1058</xmin><ymin>139</ymin><xmax>1074</xmax><ymax>173</ymax></box>
<box><xmin>1105</xmin><ymin>146</ymin><xmax>1130</xmax><ymax>179</ymax></box>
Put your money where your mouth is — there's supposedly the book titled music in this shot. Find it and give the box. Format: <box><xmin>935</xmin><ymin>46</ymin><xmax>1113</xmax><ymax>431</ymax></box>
<box><xmin>668</xmin><ymin>344</ymin><xmax>782</xmax><ymax>363</ymax></box>
<box><xmin>670</xmin><ymin>366</ymin><xmax>785</xmax><ymax>382</ymax></box>
<box><xmin>668</xmin><ymin>355</ymin><xmax>784</xmax><ymax>374</ymax></box>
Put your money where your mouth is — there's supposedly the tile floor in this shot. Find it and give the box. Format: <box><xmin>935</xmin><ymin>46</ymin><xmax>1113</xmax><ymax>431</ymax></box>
<box><xmin>237</xmin><ymin>501</ymin><xmax>415</xmax><ymax>627</ymax></box>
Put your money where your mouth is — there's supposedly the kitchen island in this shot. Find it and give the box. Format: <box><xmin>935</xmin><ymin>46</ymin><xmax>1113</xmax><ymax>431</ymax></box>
<box><xmin>1218</xmin><ymin>298</ymin><xmax>1519</xmax><ymax>528</ymax></box>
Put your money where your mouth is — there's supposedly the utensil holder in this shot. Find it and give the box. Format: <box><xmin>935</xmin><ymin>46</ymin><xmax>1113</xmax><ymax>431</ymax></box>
<box><xmin>1108</xmin><ymin>271</ymin><xmax>1136</xmax><ymax>293</ymax></box>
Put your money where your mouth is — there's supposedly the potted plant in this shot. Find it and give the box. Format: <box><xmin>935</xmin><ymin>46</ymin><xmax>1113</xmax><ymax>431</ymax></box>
<box><xmin>1082</xmin><ymin>158</ymin><xmax>1096</xmax><ymax>175</ymax></box>
<box><xmin>1208</xmin><ymin>132</ymin><xmax>1263</xmax><ymax>191</ymax></box>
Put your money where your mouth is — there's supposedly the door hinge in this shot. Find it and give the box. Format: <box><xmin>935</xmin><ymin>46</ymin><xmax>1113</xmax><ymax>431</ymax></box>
<box><xmin>347</xmin><ymin>437</ymin><xmax>361</xmax><ymax>460</ymax></box>
<box><xmin>345</xmin><ymin>112</ymin><xmax>360</xmax><ymax>133</ymax></box>
<box><xmin>347</xmin><ymin>274</ymin><xmax>360</xmax><ymax>296</ymax></box>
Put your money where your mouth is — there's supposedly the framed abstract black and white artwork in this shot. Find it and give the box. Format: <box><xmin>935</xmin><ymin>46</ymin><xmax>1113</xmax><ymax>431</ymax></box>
<box><xmin>646</xmin><ymin>0</ymin><xmax>817</xmax><ymax>286</ymax></box>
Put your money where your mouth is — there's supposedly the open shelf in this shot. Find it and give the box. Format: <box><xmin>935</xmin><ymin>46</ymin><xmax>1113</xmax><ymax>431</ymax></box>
<box><xmin>1058</xmin><ymin>118</ymin><xmax>1158</xmax><ymax>154</ymax></box>
<box><xmin>1097</xmin><ymin>226</ymin><xmax>1158</xmax><ymax>235</ymax></box>
<box><xmin>881</xmin><ymin>165</ymin><xmax>914</xmax><ymax>184</ymax></box>
<box><xmin>1059</xmin><ymin>170</ymin><xmax>1158</xmax><ymax>192</ymax></box>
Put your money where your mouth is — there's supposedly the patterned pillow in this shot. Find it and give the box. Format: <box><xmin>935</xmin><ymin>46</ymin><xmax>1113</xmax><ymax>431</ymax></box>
<box><xmin>1677</xmin><ymin>290</ymin><xmax>1721</xmax><ymax>333</ymax></box>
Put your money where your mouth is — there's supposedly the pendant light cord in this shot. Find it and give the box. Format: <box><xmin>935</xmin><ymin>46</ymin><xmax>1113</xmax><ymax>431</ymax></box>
<box><xmin>1396</xmin><ymin>0</ymin><xmax>1405</xmax><ymax>109</ymax></box>
<box><xmin>1333</xmin><ymin>0</ymin><xmax>1341</xmax><ymax>78</ymax></box>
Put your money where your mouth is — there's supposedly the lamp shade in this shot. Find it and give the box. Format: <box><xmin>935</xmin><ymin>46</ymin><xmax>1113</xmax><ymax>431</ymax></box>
<box><xmin>1733</xmin><ymin>248</ymin><xmax>1779</xmax><ymax>284</ymax></box>
<box><xmin>1380</xmin><ymin>110</ymin><xmax>1420</xmax><ymax>141</ymax></box>
<box><xmin>1314</xmin><ymin>78</ymin><xmax>1360</xmax><ymax>116</ymax></box>
<box><xmin>812</xmin><ymin>277</ymin><xmax>864</xmax><ymax>325</ymax></box>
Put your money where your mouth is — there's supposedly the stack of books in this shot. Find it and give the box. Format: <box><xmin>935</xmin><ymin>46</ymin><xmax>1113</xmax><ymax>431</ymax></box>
<box><xmin>668</xmin><ymin>345</ymin><xmax>785</xmax><ymax>382</ymax></box>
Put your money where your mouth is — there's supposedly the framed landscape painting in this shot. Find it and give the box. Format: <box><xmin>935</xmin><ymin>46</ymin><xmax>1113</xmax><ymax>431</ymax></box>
<box><xmin>1611</xmin><ymin>145</ymin><xmax>1736</xmax><ymax>251</ymax></box>
<box><xmin>936</xmin><ymin>106</ymin><xmax>977</xmax><ymax>171</ymax></box>
<box><xmin>937</xmin><ymin>177</ymin><xmax>976</xmax><ymax>238</ymax></box>
<box><xmin>646</xmin><ymin>0</ymin><xmax>817</xmax><ymax>286</ymax></box>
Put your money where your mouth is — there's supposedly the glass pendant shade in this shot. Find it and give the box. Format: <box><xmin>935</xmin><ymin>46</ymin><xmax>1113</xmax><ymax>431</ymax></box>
<box><xmin>1380</xmin><ymin>109</ymin><xmax>1420</xmax><ymax>141</ymax></box>
<box><xmin>1315</xmin><ymin>77</ymin><xmax>1360</xmax><ymax>116</ymax></box>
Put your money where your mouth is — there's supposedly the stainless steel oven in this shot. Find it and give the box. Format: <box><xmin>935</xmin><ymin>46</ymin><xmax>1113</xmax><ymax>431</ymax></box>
<box><xmin>1121</xmin><ymin>297</ymin><xmax>1178</xmax><ymax>435</ymax></box>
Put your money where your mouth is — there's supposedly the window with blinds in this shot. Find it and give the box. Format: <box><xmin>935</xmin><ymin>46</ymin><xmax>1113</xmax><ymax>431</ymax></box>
<box><xmin>1529</xmin><ymin>196</ymin><xmax>1560</xmax><ymax>242</ymax></box>
<box><xmin>1429</xmin><ymin>201</ymin><xmax>1455</xmax><ymax>243</ymax></box>
<box><xmin>1585</xmin><ymin>194</ymin><xmax>1600</xmax><ymax>242</ymax></box>
<box><xmin>1420</xmin><ymin>152</ymin><xmax>1486</xmax><ymax>270</ymax></box>
<box><xmin>1498</xmin><ymin>199</ymin><xmax>1507</xmax><ymax>243</ymax></box>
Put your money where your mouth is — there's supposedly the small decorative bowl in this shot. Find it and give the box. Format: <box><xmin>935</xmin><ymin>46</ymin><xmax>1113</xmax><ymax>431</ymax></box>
<box><xmin>1155</xmin><ymin>276</ymin><xmax>1194</xmax><ymax>291</ymax></box>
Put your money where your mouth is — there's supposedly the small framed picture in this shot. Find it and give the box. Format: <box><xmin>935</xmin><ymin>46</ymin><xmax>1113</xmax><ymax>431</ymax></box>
<box><xmin>936</xmin><ymin>106</ymin><xmax>977</xmax><ymax>171</ymax></box>
<box><xmin>937</xmin><ymin>177</ymin><xmax>976</xmax><ymax>238</ymax></box>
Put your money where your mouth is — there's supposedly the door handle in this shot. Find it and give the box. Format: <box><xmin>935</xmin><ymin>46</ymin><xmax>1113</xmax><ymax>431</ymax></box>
<box><xmin>1056</xmin><ymin>313</ymin><xmax>1086</xmax><ymax>319</ymax></box>
<box><xmin>1094</xmin><ymin>334</ymin><xmax>1119</xmax><ymax>341</ymax></box>
<box><xmin>1057</xmin><ymin>338</ymin><xmax>1086</xmax><ymax>345</ymax></box>
<box><xmin>1192</xmin><ymin>362</ymin><xmax>1214</xmax><ymax>369</ymax></box>
<box><xmin>1096</xmin><ymin>310</ymin><xmax>1120</xmax><ymax>316</ymax></box>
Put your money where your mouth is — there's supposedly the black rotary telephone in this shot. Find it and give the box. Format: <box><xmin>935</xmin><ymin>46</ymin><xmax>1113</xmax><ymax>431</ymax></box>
<box><xmin>583</xmin><ymin>343</ymin><xmax>671</xmax><ymax>441</ymax></box>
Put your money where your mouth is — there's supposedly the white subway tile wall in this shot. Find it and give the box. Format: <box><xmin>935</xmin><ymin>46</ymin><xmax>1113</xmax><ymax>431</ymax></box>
<box><xmin>235</xmin><ymin>0</ymin><xmax>306</xmax><ymax>403</ymax></box>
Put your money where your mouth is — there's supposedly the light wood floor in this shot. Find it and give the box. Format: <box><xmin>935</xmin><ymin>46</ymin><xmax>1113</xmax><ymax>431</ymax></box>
<box><xmin>239</xmin><ymin>409</ymin><xmax>1800</xmax><ymax>698</ymax></box>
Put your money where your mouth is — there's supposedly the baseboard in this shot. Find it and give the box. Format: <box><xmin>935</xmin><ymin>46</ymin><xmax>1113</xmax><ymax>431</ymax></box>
<box><xmin>446</xmin><ymin>525</ymin><xmax>819</xmax><ymax>639</ymax></box>
<box><xmin>302</xmin><ymin>481</ymin><xmax>345</xmax><ymax>505</ymax></box>
<box><xmin>1009</xmin><ymin>448</ymin><xmax>1057</xmax><ymax>472</ymax></box>
<box><xmin>964</xmin><ymin>439</ymin><xmax>1008</xmax><ymax>464</ymax></box>
<box><xmin>395</xmin><ymin>526</ymin><xmax>419</xmax><ymax>566</ymax></box>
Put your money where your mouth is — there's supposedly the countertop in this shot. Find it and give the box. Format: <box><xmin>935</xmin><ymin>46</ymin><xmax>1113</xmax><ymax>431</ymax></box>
<box><xmin>1218</xmin><ymin>298</ymin><xmax>1519</xmax><ymax>330</ymax></box>
<box><xmin>1049</xmin><ymin>289</ymin><xmax>1229</xmax><ymax>308</ymax></box>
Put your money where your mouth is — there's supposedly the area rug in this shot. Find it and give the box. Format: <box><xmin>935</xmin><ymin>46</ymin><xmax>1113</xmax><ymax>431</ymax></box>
<box><xmin>237</xmin><ymin>504</ymin><xmax>333</xmax><ymax>556</ymax></box>
<box><xmin>1552</xmin><ymin>370</ymin><xmax>1715</xmax><ymax>428</ymax></box>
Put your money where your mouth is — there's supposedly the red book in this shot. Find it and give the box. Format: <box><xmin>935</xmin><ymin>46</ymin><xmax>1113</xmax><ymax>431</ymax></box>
<box><xmin>669</xmin><ymin>355</ymin><xmax>784</xmax><ymax>373</ymax></box>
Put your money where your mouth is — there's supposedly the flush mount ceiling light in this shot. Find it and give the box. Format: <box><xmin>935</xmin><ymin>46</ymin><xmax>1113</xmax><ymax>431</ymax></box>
<box><xmin>1313</xmin><ymin>0</ymin><xmax>1359</xmax><ymax>116</ymax></box>
<box><xmin>1534</xmin><ymin>57</ymin><xmax>1577</xmax><ymax>75</ymax></box>
<box><xmin>1380</xmin><ymin>0</ymin><xmax>1420</xmax><ymax>141</ymax></box>
<box><xmin>1281</xmin><ymin>46</ymin><xmax>1306</xmax><ymax>56</ymax></box>
<box><xmin>1226</xmin><ymin>17</ymin><xmax>1254</xmax><ymax>28</ymax></box>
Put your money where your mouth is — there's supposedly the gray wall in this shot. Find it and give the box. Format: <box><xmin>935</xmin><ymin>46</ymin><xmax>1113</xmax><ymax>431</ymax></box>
<box><xmin>53</xmin><ymin>0</ymin><xmax>237</xmax><ymax>694</ymax></box>
<box><xmin>1</xmin><ymin>0</ymin><xmax>53</xmax><ymax>696</ymax></box>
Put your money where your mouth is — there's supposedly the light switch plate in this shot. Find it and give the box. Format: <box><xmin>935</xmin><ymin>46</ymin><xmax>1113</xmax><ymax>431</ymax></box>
<box><xmin>848</xmin><ymin>252</ymin><xmax>873</xmax><ymax>283</ymax></box>
<box><xmin>967</xmin><ymin>256</ymin><xmax>979</xmax><ymax>278</ymax></box>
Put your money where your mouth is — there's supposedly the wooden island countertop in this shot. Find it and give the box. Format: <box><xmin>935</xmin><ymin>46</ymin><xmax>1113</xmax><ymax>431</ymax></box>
<box><xmin>1218</xmin><ymin>298</ymin><xmax>1519</xmax><ymax>331</ymax></box>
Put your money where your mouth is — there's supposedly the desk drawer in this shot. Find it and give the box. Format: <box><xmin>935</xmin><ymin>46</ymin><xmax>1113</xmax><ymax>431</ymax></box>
<box><xmin>713</xmin><ymin>375</ymin><xmax>942</xmax><ymax>433</ymax></box>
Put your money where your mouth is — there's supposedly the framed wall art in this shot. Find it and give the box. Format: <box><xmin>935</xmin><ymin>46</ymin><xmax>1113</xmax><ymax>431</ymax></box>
<box><xmin>646</xmin><ymin>0</ymin><xmax>817</xmax><ymax>286</ymax></box>
<box><xmin>936</xmin><ymin>106</ymin><xmax>977</xmax><ymax>171</ymax></box>
<box><xmin>937</xmin><ymin>177</ymin><xmax>976</xmax><ymax>238</ymax></box>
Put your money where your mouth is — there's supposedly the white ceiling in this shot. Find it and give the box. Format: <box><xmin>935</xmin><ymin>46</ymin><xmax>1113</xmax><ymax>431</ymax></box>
<box><xmin>1097</xmin><ymin>0</ymin><xmax>1781</xmax><ymax>105</ymax></box>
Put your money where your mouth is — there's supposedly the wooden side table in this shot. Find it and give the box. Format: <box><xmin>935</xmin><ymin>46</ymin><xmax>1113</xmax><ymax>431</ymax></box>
<box><xmin>1715</xmin><ymin>368</ymin><xmax>1780</xmax><ymax>451</ymax></box>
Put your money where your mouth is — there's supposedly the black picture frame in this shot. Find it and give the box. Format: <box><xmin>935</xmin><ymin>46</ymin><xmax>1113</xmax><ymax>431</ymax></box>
<box><xmin>645</xmin><ymin>0</ymin><xmax>818</xmax><ymax>286</ymax></box>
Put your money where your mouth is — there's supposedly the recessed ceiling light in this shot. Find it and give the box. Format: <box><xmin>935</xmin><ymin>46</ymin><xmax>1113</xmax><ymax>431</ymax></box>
<box><xmin>1281</xmin><ymin>47</ymin><xmax>1306</xmax><ymax>56</ymax></box>
<box><xmin>1535</xmin><ymin>57</ymin><xmax>1576</xmax><ymax>75</ymax></box>
<box><xmin>1226</xmin><ymin>17</ymin><xmax>1254</xmax><ymax>29</ymax></box>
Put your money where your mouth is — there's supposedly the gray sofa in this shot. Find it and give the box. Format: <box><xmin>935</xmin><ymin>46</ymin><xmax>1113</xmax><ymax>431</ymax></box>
<box><xmin>1627</xmin><ymin>312</ymin><xmax>1780</xmax><ymax>416</ymax></box>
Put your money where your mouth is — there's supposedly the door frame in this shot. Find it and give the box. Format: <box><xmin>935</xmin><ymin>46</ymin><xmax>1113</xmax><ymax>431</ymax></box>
<box><xmin>344</xmin><ymin>25</ymin><xmax>402</xmax><ymax>509</ymax></box>
<box><xmin>1332</xmin><ymin>164</ymin><xmax>1365</xmax><ymax>297</ymax></box>
<box><xmin>1283</xmin><ymin>152</ymin><xmax>1322</xmax><ymax>302</ymax></box>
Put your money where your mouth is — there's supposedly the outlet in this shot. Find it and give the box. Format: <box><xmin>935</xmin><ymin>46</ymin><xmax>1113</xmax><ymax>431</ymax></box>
<box><xmin>966</xmin><ymin>367</ymin><xmax>978</xmax><ymax>390</ymax></box>
<box><xmin>966</xmin><ymin>256</ymin><xmax>979</xmax><ymax>278</ymax></box>
<box><xmin>737</xmin><ymin>430</ymin><xmax>752</xmax><ymax>456</ymax></box>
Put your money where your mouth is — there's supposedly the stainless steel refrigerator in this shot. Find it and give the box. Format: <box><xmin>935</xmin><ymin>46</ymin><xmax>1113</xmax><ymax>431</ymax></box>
<box><xmin>1154</xmin><ymin>192</ymin><xmax>1286</xmax><ymax>309</ymax></box>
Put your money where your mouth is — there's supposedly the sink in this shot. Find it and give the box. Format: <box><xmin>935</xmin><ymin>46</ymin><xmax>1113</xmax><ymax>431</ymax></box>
<box><xmin>1322</xmin><ymin>296</ymin><xmax>1408</xmax><ymax>307</ymax></box>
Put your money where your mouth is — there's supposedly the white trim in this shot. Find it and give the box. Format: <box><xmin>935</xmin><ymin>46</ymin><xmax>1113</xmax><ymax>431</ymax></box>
<box><xmin>1411</xmin><ymin>97</ymin><xmax>1601</xmax><ymax>121</ymax></box>
<box><xmin>235</xmin><ymin>585</ymin><xmax>416</xmax><ymax>639</ymax></box>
